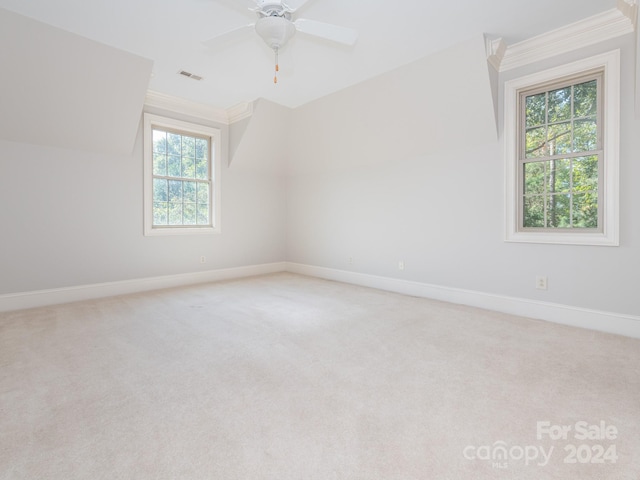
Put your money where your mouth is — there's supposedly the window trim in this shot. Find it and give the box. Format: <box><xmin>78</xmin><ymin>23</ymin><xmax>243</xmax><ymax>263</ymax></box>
<box><xmin>504</xmin><ymin>50</ymin><xmax>620</xmax><ymax>246</ymax></box>
<box><xmin>143</xmin><ymin>113</ymin><xmax>221</xmax><ymax>236</ymax></box>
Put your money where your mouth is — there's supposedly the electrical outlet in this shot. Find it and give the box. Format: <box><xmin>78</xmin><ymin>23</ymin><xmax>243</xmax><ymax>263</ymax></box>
<box><xmin>200</xmin><ymin>256</ymin><xmax>206</xmax><ymax>264</ymax></box>
<box><xmin>348</xmin><ymin>256</ymin><xmax>354</xmax><ymax>265</ymax></box>
<box><xmin>398</xmin><ymin>261</ymin><xmax>405</xmax><ymax>271</ymax></box>
<box><xmin>536</xmin><ymin>275</ymin><xmax>548</xmax><ymax>290</ymax></box>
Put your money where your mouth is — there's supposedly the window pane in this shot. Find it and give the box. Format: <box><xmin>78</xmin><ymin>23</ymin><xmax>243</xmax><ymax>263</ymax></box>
<box><xmin>523</xmin><ymin>196</ymin><xmax>545</xmax><ymax>228</ymax></box>
<box><xmin>548</xmin><ymin>86</ymin><xmax>572</xmax><ymax>123</ymax></box>
<box><xmin>547</xmin><ymin>122</ymin><xmax>572</xmax><ymax>155</ymax></box>
<box><xmin>182</xmin><ymin>136</ymin><xmax>195</xmax><ymax>159</ymax></box>
<box><xmin>196</xmin><ymin>138</ymin><xmax>208</xmax><ymax>160</ymax></box>
<box><xmin>152</xmin><ymin>130</ymin><xmax>167</xmax><ymax>154</ymax></box>
<box><xmin>195</xmin><ymin>156</ymin><xmax>208</xmax><ymax>180</ymax></box>
<box><xmin>153</xmin><ymin>153</ymin><xmax>167</xmax><ymax>176</ymax></box>
<box><xmin>153</xmin><ymin>179</ymin><xmax>168</xmax><ymax>202</ymax></box>
<box><xmin>167</xmin><ymin>133</ymin><xmax>181</xmax><ymax>156</ymax></box>
<box><xmin>574</xmin><ymin>80</ymin><xmax>597</xmax><ymax>118</ymax></box>
<box><xmin>153</xmin><ymin>202</ymin><xmax>168</xmax><ymax>225</ymax></box>
<box><xmin>183</xmin><ymin>181</ymin><xmax>196</xmax><ymax>203</ymax></box>
<box><xmin>182</xmin><ymin>156</ymin><xmax>195</xmax><ymax>178</ymax></box>
<box><xmin>513</xmin><ymin>67</ymin><xmax>609</xmax><ymax>238</ymax></box>
<box><xmin>168</xmin><ymin>204</ymin><xmax>183</xmax><ymax>225</ymax></box>
<box><xmin>197</xmin><ymin>204</ymin><xmax>209</xmax><ymax>224</ymax></box>
<box><xmin>525</xmin><ymin>126</ymin><xmax>546</xmax><ymax>158</ymax></box>
<box><xmin>196</xmin><ymin>183</ymin><xmax>209</xmax><ymax>204</ymax></box>
<box><xmin>525</xmin><ymin>93</ymin><xmax>546</xmax><ymax>127</ymax></box>
<box><xmin>167</xmin><ymin>155</ymin><xmax>181</xmax><ymax>177</ymax></box>
<box><xmin>183</xmin><ymin>203</ymin><xmax>196</xmax><ymax>225</ymax></box>
<box><xmin>573</xmin><ymin>193</ymin><xmax>598</xmax><ymax>228</ymax></box>
<box><xmin>548</xmin><ymin>159</ymin><xmax>570</xmax><ymax>193</ymax></box>
<box><xmin>573</xmin><ymin>155</ymin><xmax>598</xmax><ymax>192</ymax></box>
<box><xmin>524</xmin><ymin>162</ymin><xmax>545</xmax><ymax>194</ymax></box>
<box><xmin>547</xmin><ymin>194</ymin><xmax>570</xmax><ymax>228</ymax></box>
<box><xmin>168</xmin><ymin>180</ymin><xmax>182</xmax><ymax>203</ymax></box>
<box><xmin>573</xmin><ymin>119</ymin><xmax>597</xmax><ymax>152</ymax></box>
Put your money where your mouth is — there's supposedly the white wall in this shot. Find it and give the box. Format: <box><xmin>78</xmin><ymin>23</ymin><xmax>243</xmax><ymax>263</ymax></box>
<box><xmin>1</xmin><ymin>31</ymin><xmax>638</xmax><ymax>322</ymax></box>
<box><xmin>286</xmin><ymin>35</ymin><xmax>640</xmax><ymax>317</ymax></box>
<box><xmin>0</xmin><ymin>108</ymin><xmax>287</xmax><ymax>295</ymax></box>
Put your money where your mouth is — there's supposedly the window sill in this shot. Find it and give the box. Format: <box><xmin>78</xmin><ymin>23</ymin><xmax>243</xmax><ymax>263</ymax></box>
<box><xmin>144</xmin><ymin>226</ymin><xmax>220</xmax><ymax>237</ymax></box>
<box><xmin>505</xmin><ymin>230</ymin><xmax>618</xmax><ymax>246</ymax></box>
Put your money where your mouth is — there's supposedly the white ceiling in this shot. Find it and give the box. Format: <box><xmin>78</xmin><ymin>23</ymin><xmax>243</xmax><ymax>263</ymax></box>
<box><xmin>0</xmin><ymin>0</ymin><xmax>618</xmax><ymax>110</ymax></box>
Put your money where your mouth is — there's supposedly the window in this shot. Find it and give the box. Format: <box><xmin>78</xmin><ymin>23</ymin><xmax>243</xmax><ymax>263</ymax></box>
<box><xmin>521</xmin><ymin>75</ymin><xmax>601</xmax><ymax>229</ymax></box>
<box><xmin>504</xmin><ymin>50</ymin><xmax>620</xmax><ymax>246</ymax></box>
<box><xmin>143</xmin><ymin>114</ymin><xmax>221</xmax><ymax>236</ymax></box>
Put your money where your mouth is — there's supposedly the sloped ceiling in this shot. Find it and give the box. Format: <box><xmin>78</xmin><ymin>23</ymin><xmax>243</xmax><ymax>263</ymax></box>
<box><xmin>0</xmin><ymin>0</ymin><xmax>617</xmax><ymax>110</ymax></box>
<box><xmin>0</xmin><ymin>8</ymin><xmax>152</xmax><ymax>155</ymax></box>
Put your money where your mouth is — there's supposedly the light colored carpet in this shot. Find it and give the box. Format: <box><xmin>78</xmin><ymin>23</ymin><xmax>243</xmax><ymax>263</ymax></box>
<box><xmin>0</xmin><ymin>272</ymin><xmax>638</xmax><ymax>479</ymax></box>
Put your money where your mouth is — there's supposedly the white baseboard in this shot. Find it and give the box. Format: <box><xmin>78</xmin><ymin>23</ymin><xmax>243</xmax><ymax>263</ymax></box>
<box><xmin>0</xmin><ymin>262</ymin><xmax>287</xmax><ymax>313</ymax></box>
<box><xmin>286</xmin><ymin>262</ymin><xmax>640</xmax><ymax>340</ymax></box>
<box><xmin>3</xmin><ymin>261</ymin><xmax>638</xmax><ymax>340</ymax></box>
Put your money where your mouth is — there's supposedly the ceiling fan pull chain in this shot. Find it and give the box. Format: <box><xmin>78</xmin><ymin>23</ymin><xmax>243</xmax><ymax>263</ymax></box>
<box><xmin>274</xmin><ymin>47</ymin><xmax>279</xmax><ymax>84</ymax></box>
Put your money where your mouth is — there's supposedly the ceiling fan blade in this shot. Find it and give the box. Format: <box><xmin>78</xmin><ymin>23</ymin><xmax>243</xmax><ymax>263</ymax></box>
<box><xmin>208</xmin><ymin>0</ymin><xmax>257</xmax><ymax>14</ymax></box>
<box><xmin>282</xmin><ymin>0</ymin><xmax>317</xmax><ymax>14</ymax></box>
<box><xmin>202</xmin><ymin>23</ymin><xmax>255</xmax><ymax>49</ymax></box>
<box><xmin>293</xmin><ymin>19</ymin><xmax>358</xmax><ymax>46</ymax></box>
<box><xmin>246</xmin><ymin>0</ymin><xmax>264</xmax><ymax>12</ymax></box>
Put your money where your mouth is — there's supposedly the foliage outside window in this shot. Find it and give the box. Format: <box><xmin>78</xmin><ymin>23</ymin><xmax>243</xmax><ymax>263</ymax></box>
<box><xmin>152</xmin><ymin>128</ymin><xmax>211</xmax><ymax>227</ymax></box>
<box><xmin>143</xmin><ymin>114</ymin><xmax>221</xmax><ymax>236</ymax></box>
<box><xmin>504</xmin><ymin>50</ymin><xmax>620</xmax><ymax>246</ymax></box>
<box><xmin>520</xmin><ymin>76</ymin><xmax>601</xmax><ymax>230</ymax></box>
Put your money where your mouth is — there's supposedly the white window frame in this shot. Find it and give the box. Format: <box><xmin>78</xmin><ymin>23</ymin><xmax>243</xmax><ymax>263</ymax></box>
<box><xmin>143</xmin><ymin>113</ymin><xmax>221</xmax><ymax>236</ymax></box>
<box><xmin>504</xmin><ymin>50</ymin><xmax>620</xmax><ymax>246</ymax></box>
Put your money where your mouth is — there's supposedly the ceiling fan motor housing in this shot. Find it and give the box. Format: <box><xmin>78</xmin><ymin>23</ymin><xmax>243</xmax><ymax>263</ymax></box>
<box><xmin>255</xmin><ymin>15</ymin><xmax>296</xmax><ymax>50</ymax></box>
<box><xmin>203</xmin><ymin>0</ymin><xmax>358</xmax><ymax>59</ymax></box>
<box><xmin>256</xmin><ymin>1</ymin><xmax>292</xmax><ymax>19</ymax></box>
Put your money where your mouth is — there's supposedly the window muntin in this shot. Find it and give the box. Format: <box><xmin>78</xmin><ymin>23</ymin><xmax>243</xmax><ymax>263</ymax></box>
<box><xmin>519</xmin><ymin>74</ymin><xmax>603</xmax><ymax>231</ymax></box>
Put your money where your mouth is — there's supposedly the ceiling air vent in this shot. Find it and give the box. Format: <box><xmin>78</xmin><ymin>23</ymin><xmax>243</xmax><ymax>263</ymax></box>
<box><xmin>178</xmin><ymin>70</ymin><xmax>204</xmax><ymax>81</ymax></box>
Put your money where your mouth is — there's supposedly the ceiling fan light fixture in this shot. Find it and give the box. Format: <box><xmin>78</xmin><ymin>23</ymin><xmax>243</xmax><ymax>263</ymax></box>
<box><xmin>255</xmin><ymin>16</ymin><xmax>296</xmax><ymax>50</ymax></box>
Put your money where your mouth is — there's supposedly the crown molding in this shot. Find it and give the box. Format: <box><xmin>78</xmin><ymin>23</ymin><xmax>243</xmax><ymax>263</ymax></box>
<box><xmin>227</xmin><ymin>101</ymin><xmax>254</xmax><ymax>123</ymax></box>
<box><xmin>618</xmin><ymin>0</ymin><xmax>638</xmax><ymax>26</ymax></box>
<box><xmin>144</xmin><ymin>91</ymin><xmax>254</xmax><ymax>125</ymax></box>
<box><xmin>145</xmin><ymin>91</ymin><xmax>242</xmax><ymax>125</ymax></box>
<box><xmin>495</xmin><ymin>6</ymin><xmax>635</xmax><ymax>72</ymax></box>
<box><xmin>485</xmin><ymin>37</ymin><xmax>506</xmax><ymax>71</ymax></box>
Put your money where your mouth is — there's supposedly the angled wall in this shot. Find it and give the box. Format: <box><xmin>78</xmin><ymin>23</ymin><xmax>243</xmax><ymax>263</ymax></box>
<box><xmin>229</xmin><ymin>99</ymin><xmax>292</xmax><ymax>174</ymax></box>
<box><xmin>0</xmin><ymin>8</ymin><xmax>152</xmax><ymax>155</ymax></box>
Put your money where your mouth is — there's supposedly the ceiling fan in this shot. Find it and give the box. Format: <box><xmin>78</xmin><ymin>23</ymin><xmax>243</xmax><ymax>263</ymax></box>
<box><xmin>203</xmin><ymin>0</ymin><xmax>358</xmax><ymax>83</ymax></box>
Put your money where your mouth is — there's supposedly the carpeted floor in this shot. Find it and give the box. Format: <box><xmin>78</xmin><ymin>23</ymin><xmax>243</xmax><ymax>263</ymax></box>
<box><xmin>1</xmin><ymin>272</ymin><xmax>638</xmax><ymax>479</ymax></box>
